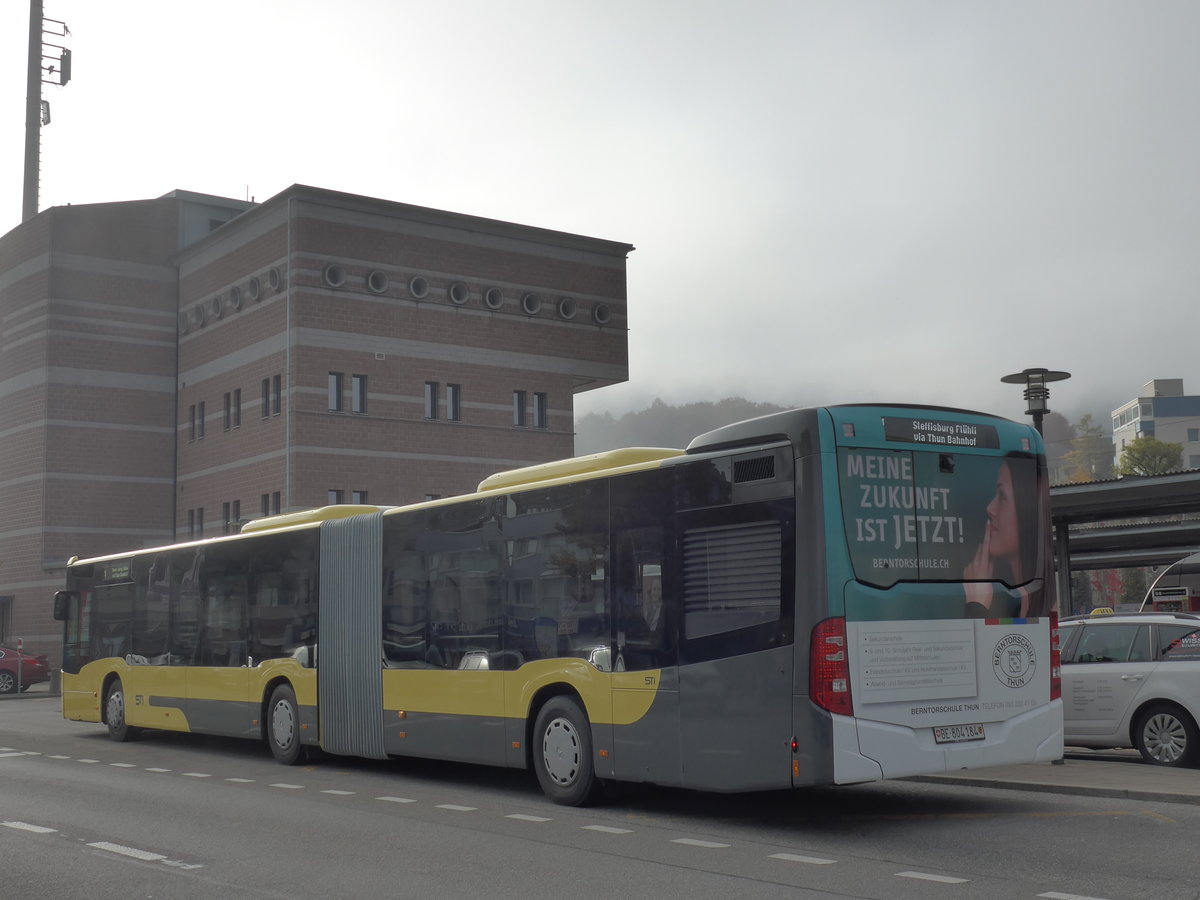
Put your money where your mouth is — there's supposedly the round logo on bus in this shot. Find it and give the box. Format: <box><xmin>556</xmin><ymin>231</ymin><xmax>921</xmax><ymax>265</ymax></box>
<box><xmin>992</xmin><ymin>634</ymin><xmax>1036</xmax><ymax>689</ymax></box>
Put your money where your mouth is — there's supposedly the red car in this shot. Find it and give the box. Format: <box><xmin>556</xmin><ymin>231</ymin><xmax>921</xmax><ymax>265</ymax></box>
<box><xmin>0</xmin><ymin>645</ymin><xmax>50</xmax><ymax>694</ymax></box>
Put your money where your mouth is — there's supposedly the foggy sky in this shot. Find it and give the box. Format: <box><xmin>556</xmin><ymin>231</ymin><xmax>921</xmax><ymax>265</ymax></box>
<box><xmin>3</xmin><ymin>0</ymin><xmax>1197</xmax><ymax>432</ymax></box>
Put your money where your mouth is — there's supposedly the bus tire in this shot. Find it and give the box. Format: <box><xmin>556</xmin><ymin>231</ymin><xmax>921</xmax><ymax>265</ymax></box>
<box><xmin>267</xmin><ymin>684</ymin><xmax>304</xmax><ymax>765</ymax></box>
<box><xmin>104</xmin><ymin>677</ymin><xmax>140</xmax><ymax>742</ymax></box>
<box><xmin>532</xmin><ymin>696</ymin><xmax>597</xmax><ymax>806</ymax></box>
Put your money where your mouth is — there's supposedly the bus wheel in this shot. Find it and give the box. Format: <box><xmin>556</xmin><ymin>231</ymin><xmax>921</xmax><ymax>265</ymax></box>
<box><xmin>267</xmin><ymin>684</ymin><xmax>303</xmax><ymax>765</ymax></box>
<box><xmin>533</xmin><ymin>697</ymin><xmax>597</xmax><ymax>806</ymax></box>
<box><xmin>104</xmin><ymin>678</ymin><xmax>140</xmax><ymax>742</ymax></box>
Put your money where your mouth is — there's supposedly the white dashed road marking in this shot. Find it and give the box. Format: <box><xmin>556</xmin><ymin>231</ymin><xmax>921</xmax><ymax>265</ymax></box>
<box><xmin>376</xmin><ymin>796</ymin><xmax>417</xmax><ymax>804</ymax></box>
<box><xmin>582</xmin><ymin>825</ymin><xmax>633</xmax><ymax>834</ymax></box>
<box><xmin>672</xmin><ymin>838</ymin><xmax>730</xmax><ymax>848</ymax></box>
<box><xmin>3</xmin><ymin>821</ymin><xmax>57</xmax><ymax>834</ymax></box>
<box><xmin>89</xmin><ymin>841</ymin><xmax>166</xmax><ymax>862</ymax></box>
<box><xmin>506</xmin><ymin>814</ymin><xmax>552</xmax><ymax>822</ymax></box>
<box><xmin>897</xmin><ymin>871</ymin><xmax>969</xmax><ymax>884</ymax></box>
<box><xmin>436</xmin><ymin>804</ymin><xmax>477</xmax><ymax>811</ymax></box>
<box><xmin>770</xmin><ymin>853</ymin><xmax>837</xmax><ymax>865</ymax></box>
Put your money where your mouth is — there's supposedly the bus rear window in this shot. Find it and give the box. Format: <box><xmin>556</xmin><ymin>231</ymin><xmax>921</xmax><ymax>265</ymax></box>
<box><xmin>839</xmin><ymin>448</ymin><xmax>1042</xmax><ymax>590</ymax></box>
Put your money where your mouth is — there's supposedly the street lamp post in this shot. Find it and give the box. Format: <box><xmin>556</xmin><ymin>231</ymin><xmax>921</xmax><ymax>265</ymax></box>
<box><xmin>1001</xmin><ymin>367</ymin><xmax>1071</xmax><ymax>436</ymax></box>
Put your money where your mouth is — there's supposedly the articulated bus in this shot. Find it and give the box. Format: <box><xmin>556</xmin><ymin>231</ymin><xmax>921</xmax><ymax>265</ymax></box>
<box><xmin>54</xmin><ymin>405</ymin><xmax>1063</xmax><ymax>804</ymax></box>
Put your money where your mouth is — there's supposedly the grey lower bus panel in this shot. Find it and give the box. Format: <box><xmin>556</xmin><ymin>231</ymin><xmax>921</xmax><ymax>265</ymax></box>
<box><xmin>318</xmin><ymin>512</ymin><xmax>387</xmax><ymax>759</ymax></box>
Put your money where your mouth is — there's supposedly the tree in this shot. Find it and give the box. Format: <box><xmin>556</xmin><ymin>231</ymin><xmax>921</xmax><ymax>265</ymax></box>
<box><xmin>1116</xmin><ymin>435</ymin><xmax>1184</xmax><ymax>476</ymax></box>
<box><xmin>1062</xmin><ymin>414</ymin><xmax>1114</xmax><ymax>482</ymax></box>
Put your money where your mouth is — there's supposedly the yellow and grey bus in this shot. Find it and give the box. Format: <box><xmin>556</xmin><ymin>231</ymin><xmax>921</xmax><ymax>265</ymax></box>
<box><xmin>54</xmin><ymin>405</ymin><xmax>1063</xmax><ymax>804</ymax></box>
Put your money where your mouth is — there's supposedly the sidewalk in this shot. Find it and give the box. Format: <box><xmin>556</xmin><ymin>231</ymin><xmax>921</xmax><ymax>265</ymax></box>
<box><xmin>912</xmin><ymin>750</ymin><xmax>1200</xmax><ymax>805</ymax></box>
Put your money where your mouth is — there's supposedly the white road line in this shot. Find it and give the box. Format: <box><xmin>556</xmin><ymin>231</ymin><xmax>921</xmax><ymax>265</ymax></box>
<box><xmin>110</xmin><ymin>763</ymin><xmax>137</xmax><ymax>768</ymax></box>
<box><xmin>436</xmin><ymin>804</ymin><xmax>477</xmax><ymax>812</ymax></box>
<box><xmin>0</xmin><ymin>751</ymin><xmax>36</xmax><ymax>758</ymax></box>
<box><xmin>88</xmin><ymin>841</ymin><xmax>166</xmax><ymax>862</ymax></box>
<box><xmin>321</xmin><ymin>790</ymin><xmax>355</xmax><ymax>796</ymax></box>
<box><xmin>769</xmin><ymin>853</ymin><xmax>837</xmax><ymax>865</ymax></box>
<box><xmin>897</xmin><ymin>871</ymin><xmax>969</xmax><ymax>884</ymax></box>
<box><xmin>225</xmin><ymin>777</ymin><xmax>254</xmax><ymax>783</ymax></box>
<box><xmin>506</xmin><ymin>814</ymin><xmax>552</xmax><ymax>822</ymax></box>
<box><xmin>48</xmin><ymin>755</ymin><xmax>71</xmax><ymax>759</ymax></box>
<box><xmin>269</xmin><ymin>783</ymin><xmax>304</xmax><ymax>789</ymax></box>
<box><xmin>77</xmin><ymin>759</ymin><xmax>99</xmax><ymax>764</ymax></box>
<box><xmin>1039</xmin><ymin>894</ymin><xmax>1115</xmax><ymax>900</ymax></box>
<box><xmin>145</xmin><ymin>768</ymin><xmax>171</xmax><ymax>773</ymax></box>
<box><xmin>3</xmin><ymin>821</ymin><xmax>57</xmax><ymax>834</ymax></box>
<box><xmin>181</xmin><ymin>772</ymin><xmax>211</xmax><ymax>778</ymax></box>
<box><xmin>375</xmin><ymin>796</ymin><xmax>417</xmax><ymax>804</ymax></box>
<box><xmin>672</xmin><ymin>838</ymin><xmax>730</xmax><ymax>848</ymax></box>
<box><xmin>582</xmin><ymin>825</ymin><xmax>633</xmax><ymax>834</ymax></box>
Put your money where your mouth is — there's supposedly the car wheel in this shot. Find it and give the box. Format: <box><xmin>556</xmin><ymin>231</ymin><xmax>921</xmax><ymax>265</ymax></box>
<box><xmin>267</xmin><ymin>684</ymin><xmax>303</xmax><ymax>765</ymax></box>
<box><xmin>532</xmin><ymin>696</ymin><xmax>599</xmax><ymax>806</ymax></box>
<box><xmin>0</xmin><ymin>671</ymin><xmax>14</xmax><ymax>694</ymax></box>
<box><xmin>104</xmin><ymin>678</ymin><xmax>141</xmax><ymax>742</ymax></box>
<box><xmin>1134</xmin><ymin>703</ymin><xmax>1199</xmax><ymax>767</ymax></box>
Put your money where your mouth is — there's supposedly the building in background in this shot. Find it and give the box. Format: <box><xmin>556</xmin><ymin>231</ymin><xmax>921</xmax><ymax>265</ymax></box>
<box><xmin>1111</xmin><ymin>379</ymin><xmax>1200</xmax><ymax>470</ymax></box>
<box><xmin>0</xmin><ymin>185</ymin><xmax>631</xmax><ymax>661</ymax></box>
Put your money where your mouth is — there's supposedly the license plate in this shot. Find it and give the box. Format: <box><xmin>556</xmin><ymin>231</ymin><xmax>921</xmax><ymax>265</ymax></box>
<box><xmin>933</xmin><ymin>723</ymin><xmax>985</xmax><ymax>744</ymax></box>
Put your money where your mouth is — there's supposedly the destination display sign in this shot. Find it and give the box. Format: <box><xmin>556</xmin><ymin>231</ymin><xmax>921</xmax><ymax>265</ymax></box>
<box><xmin>883</xmin><ymin>417</ymin><xmax>1000</xmax><ymax>449</ymax></box>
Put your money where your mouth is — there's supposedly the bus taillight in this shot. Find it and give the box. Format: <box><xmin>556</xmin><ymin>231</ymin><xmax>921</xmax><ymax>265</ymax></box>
<box><xmin>1049</xmin><ymin>610</ymin><xmax>1061</xmax><ymax>701</ymax></box>
<box><xmin>811</xmin><ymin>617</ymin><xmax>853</xmax><ymax>716</ymax></box>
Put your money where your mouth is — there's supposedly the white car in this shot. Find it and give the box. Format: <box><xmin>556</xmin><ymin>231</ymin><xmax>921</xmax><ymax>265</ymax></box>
<box><xmin>1060</xmin><ymin>611</ymin><xmax>1200</xmax><ymax>767</ymax></box>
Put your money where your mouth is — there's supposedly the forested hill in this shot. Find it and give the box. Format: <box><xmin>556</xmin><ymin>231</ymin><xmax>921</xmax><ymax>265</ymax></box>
<box><xmin>573</xmin><ymin>398</ymin><xmax>792</xmax><ymax>455</ymax></box>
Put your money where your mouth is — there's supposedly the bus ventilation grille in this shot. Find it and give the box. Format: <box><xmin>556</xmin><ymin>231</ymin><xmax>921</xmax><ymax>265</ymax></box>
<box><xmin>733</xmin><ymin>455</ymin><xmax>775</xmax><ymax>484</ymax></box>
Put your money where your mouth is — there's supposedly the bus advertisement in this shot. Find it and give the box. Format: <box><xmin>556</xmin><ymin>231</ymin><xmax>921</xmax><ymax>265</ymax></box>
<box><xmin>54</xmin><ymin>405</ymin><xmax>1062</xmax><ymax>803</ymax></box>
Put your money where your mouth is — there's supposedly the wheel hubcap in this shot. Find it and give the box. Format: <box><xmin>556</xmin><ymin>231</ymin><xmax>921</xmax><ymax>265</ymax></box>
<box><xmin>272</xmin><ymin>700</ymin><xmax>295</xmax><ymax>749</ymax></box>
<box><xmin>542</xmin><ymin>716</ymin><xmax>581</xmax><ymax>786</ymax></box>
<box><xmin>0</xmin><ymin>672</ymin><xmax>13</xmax><ymax>693</ymax></box>
<box><xmin>1144</xmin><ymin>713</ymin><xmax>1187</xmax><ymax>763</ymax></box>
<box><xmin>107</xmin><ymin>688</ymin><xmax>124</xmax><ymax>725</ymax></box>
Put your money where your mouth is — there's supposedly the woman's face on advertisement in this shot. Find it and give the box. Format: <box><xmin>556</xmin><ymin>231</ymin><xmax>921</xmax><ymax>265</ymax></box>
<box><xmin>986</xmin><ymin>462</ymin><xmax>1020</xmax><ymax>563</ymax></box>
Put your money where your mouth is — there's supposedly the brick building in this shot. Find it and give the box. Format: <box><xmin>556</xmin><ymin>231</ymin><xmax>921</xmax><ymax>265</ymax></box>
<box><xmin>0</xmin><ymin>185</ymin><xmax>631</xmax><ymax>663</ymax></box>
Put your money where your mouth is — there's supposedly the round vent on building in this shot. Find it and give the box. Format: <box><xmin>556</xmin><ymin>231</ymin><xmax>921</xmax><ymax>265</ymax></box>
<box><xmin>521</xmin><ymin>292</ymin><xmax>542</xmax><ymax>315</ymax></box>
<box><xmin>366</xmin><ymin>270</ymin><xmax>389</xmax><ymax>294</ymax></box>
<box><xmin>323</xmin><ymin>264</ymin><xmax>347</xmax><ymax>288</ymax></box>
<box><xmin>246</xmin><ymin>277</ymin><xmax>261</xmax><ymax>302</ymax></box>
<box><xmin>557</xmin><ymin>297</ymin><xmax>577</xmax><ymax>320</ymax></box>
<box><xmin>449</xmin><ymin>282</ymin><xmax>470</xmax><ymax>305</ymax></box>
<box><xmin>267</xmin><ymin>267</ymin><xmax>282</xmax><ymax>292</ymax></box>
<box><xmin>192</xmin><ymin>305</ymin><xmax>207</xmax><ymax>328</ymax></box>
<box><xmin>484</xmin><ymin>287</ymin><xmax>504</xmax><ymax>310</ymax></box>
<box><xmin>210</xmin><ymin>296</ymin><xmax>223</xmax><ymax>320</ymax></box>
<box><xmin>228</xmin><ymin>286</ymin><xmax>242</xmax><ymax>311</ymax></box>
<box><xmin>592</xmin><ymin>303</ymin><xmax>612</xmax><ymax>325</ymax></box>
<box><xmin>409</xmin><ymin>276</ymin><xmax>430</xmax><ymax>299</ymax></box>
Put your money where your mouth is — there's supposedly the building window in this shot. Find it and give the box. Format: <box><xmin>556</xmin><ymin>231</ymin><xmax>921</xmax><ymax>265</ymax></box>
<box><xmin>1191</xmin><ymin>455</ymin><xmax>1200</xmax><ymax>469</ymax></box>
<box><xmin>534</xmin><ymin>392</ymin><xmax>548</xmax><ymax>429</ymax></box>
<box><xmin>222</xmin><ymin>502</ymin><xmax>232</xmax><ymax>534</ymax></box>
<box><xmin>272</xmin><ymin>375</ymin><xmax>282</xmax><ymax>415</ymax></box>
<box><xmin>223</xmin><ymin>393</ymin><xmax>232</xmax><ymax>431</ymax></box>
<box><xmin>272</xmin><ymin>491</ymin><xmax>281</xmax><ymax>515</ymax></box>
<box><xmin>329</xmin><ymin>372</ymin><xmax>344</xmax><ymax>412</ymax></box>
<box><xmin>352</xmin><ymin>490</ymin><xmax>369</xmax><ymax>504</ymax></box>
<box><xmin>424</xmin><ymin>494</ymin><xmax>441</xmax><ymax>502</ymax></box>
<box><xmin>196</xmin><ymin>401</ymin><xmax>206</xmax><ymax>438</ymax></box>
<box><xmin>261</xmin><ymin>493</ymin><xmax>270</xmax><ymax>517</ymax></box>
<box><xmin>352</xmin><ymin>374</ymin><xmax>367</xmax><ymax>414</ymax></box>
<box><xmin>447</xmin><ymin>384</ymin><xmax>462</xmax><ymax>422</ymax></box>
<box><xmin>1189</xmin><ymin>429</ymin><xmax>1199</xmax><ymax>443</ymax></box>
<box><xmin>261</xmin><ymin>379</ymin><xmax>270</xmax><ymax>419</ymax></box>
<box><xmin>425</xmin><ymin>381</ymin><xmax>439</xmax><ymax>419</ymax></box>
<box><xmin>189</xmin><ymin>404</ymin><xmax>197</xmax><ymax>441</ymax></box>
<box><xmin>328</xmin><ymin>489</ymin><xmax>344</xmax><ymax>505</ymax></box>
<box><xmin>513</xmin><ymin>390</ymin><xmax>527</xmax><ymax>427</ymax></box>
<box><xmin>232</xmin><ymin>388</ymin><xmax>241</xmax><ymax>428</ymax></box>
<box><xmin>187</xmin><ymin>509</ymin><xmax>195</xmax><ymax>538</ymax></box>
